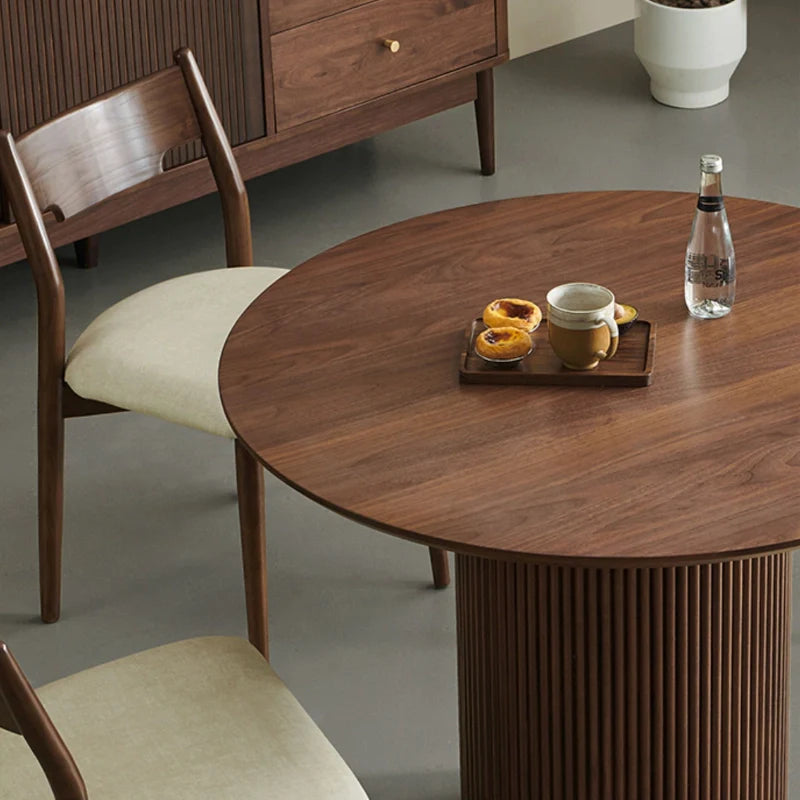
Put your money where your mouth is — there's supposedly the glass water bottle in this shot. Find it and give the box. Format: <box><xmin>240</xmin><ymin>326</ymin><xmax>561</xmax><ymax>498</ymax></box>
<box><xmin>684</xmin><ymin>154</ymin><xmax>736</xmax><ymax>319</ymax></box>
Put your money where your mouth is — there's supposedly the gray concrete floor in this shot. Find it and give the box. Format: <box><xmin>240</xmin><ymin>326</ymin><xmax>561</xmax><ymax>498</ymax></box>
<box><xmin>1</xmin><ymin>2</ymin><xmax>799</xmax><ymax>797</ymax></box>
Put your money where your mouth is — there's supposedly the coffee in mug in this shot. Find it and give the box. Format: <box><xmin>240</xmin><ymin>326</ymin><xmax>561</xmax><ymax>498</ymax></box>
<box><xmin>546</xmin><ymin>283</ymin><xmax>619</xmax><ymax>370</ymax></box>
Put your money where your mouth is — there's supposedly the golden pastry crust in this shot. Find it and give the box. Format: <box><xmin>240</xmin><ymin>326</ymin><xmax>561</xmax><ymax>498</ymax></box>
<box><xmin>475</xmin><ymin>326</ymin><xmax>532</xmax><ymax>360</ymax></box>
<box><xmin>614</xmin><ymin>303</ymin><xmax>639</xmax><ymax>333</ymax></box>
<box><xmin>482</xmin><ymin>298</ymin><xmax>542</xmax><ymax>332</ymax></box>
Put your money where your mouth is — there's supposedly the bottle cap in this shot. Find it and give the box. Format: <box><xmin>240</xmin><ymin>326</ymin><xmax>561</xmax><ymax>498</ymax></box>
<box><xmin>700</xmin><ymin>154</ymin><xmax>723</xmax><ymax>174</ymax></box>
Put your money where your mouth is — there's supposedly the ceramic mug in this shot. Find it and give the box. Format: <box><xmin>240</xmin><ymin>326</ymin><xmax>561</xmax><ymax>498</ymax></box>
<box><xmin>546</xmin><ymin>283</ymin><xmax>619</xmax><ymax>370</ymax></box>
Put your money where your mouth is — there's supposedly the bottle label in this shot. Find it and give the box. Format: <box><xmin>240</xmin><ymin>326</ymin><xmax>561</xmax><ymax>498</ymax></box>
<box><xmin>686</xmin><ymin>253</ymin><xmax>733</xmax><ymax>287</ymax></box>
<box><xmin>697</xmin><ymin>196</ymin><xmax>725</xmax><ymax>212</ymax></box>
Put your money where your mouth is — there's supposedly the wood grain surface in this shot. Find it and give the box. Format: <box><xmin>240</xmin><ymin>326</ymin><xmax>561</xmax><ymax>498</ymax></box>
<box><xmin>271</xmin><ymin>0</ymin><xmax>497</xmax><ymax>129</ymax></box>
<box><xmin>15</xmin><ymin>67</ymin><xmax>201</xmax><ymax>220</ymax></box>
<box><xmin>269</xmin><ymin>0</ymin><xmax>376</xmax><ymax>33</ymax></box>
<box><xmin>220</xmin><ymin>191</ymin><xmax>800</xmax><ymax>565</ymax></box>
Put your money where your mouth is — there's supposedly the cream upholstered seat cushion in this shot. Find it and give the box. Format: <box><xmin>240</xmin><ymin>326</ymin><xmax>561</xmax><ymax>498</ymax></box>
<box><xmin>0</xmin><ymin>637</ymin><xmax>369</xmax><ymax>800</ymax></box>
<box><xmin>65</xmin><ymin>267</ymin><xmax>287</xmax><ymax>439</ymax></box>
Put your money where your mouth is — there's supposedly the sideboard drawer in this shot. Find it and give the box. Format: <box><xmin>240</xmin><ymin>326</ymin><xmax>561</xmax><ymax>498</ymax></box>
<box><xmin>271</xmin><ymin>0</ymin><xmax>497</xmax><ymax>131</ymax></box>
<box><xmin>269</xmin><ymin>0</ymin><xmax>375</xmax><ymax>33</ymax></box>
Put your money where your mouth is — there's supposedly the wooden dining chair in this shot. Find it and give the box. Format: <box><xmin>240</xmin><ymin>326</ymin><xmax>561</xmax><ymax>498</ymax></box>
<box><xmin>0</xmin><ymin>636</ymin><xmax>369</xmax><ymax>799</ymax></box>
<box><xmin>0</xmin><ymin>48</ymin><xmax>451</xmax><ymax>658</ymax></box>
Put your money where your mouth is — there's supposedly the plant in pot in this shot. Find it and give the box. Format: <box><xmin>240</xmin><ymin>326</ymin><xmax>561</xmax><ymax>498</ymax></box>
<box><xmin>634</xmin><ymin>0</ymin><xmax>747</xmax><ymax>109</ymax></box>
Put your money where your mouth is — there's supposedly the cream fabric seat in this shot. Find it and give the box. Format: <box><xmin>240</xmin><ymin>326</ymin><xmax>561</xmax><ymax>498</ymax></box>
<box><xmin>65</xmin><ymin>267</ymin><xmax>287</xmax><ymax>439</ymax></box>
<box><xmin>0</xmin><ymin>637</ymin><xmax>369</xmax><ymax>799</ymax></box>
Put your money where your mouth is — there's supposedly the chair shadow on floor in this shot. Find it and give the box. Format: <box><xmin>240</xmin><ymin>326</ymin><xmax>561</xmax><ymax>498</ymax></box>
<box><xmin>0</xmin><ymin>612</ymin><xmax>40</xmax><ymax>626</ymax></box>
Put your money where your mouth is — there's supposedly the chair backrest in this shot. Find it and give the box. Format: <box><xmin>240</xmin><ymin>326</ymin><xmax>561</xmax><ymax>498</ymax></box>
<box><xmin>14</xmin><ymin>67</ymin><xmax>201</xmax><ymax>222</ymax></box>
<box><xmin>0</xmin><ymin>642</ymin><xmax>87</xmax><ymax>800</ymax></box>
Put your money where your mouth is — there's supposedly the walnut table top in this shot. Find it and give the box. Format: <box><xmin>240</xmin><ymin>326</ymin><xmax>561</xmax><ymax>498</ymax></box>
<box><xmin>219</xmin><ymin>191</ymin><xmax>800</xmax><ymax>566</ymax></box>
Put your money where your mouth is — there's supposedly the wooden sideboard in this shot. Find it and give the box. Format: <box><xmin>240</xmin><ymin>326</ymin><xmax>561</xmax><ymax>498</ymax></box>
<box><xmin>0</xmin><ymin>0</ymin><xmax>508</xmax><ymax>268</ymax></box>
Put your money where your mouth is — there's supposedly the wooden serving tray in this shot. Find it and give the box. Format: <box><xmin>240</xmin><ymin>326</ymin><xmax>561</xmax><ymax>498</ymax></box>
<box><xmin>459</xmin><ymin>318</ymin><xmax>656</xmax><ymax>386</ymax></box>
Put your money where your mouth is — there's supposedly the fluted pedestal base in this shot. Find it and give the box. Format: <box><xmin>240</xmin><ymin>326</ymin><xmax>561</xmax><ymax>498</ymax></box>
<box><xmin>456</xmin><ymin>554</ymin><xmax>791</xmax><ymax>800</ymax></box>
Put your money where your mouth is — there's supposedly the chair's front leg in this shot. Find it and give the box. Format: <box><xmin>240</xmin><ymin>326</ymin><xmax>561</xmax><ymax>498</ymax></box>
<box><xmin>39</xmin><ymin>394</ymin><xmax>64</xmax><ymax>623</ymax></box>
<box><xmin>234</xmin><ymin>440</ymin><xmax>268</xmax><ymax>659</ymax></box>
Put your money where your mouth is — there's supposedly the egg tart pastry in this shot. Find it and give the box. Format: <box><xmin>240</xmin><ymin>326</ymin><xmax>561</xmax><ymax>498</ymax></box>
<box><xmin>614</xmin><ymin>302</ymin><xmax>639</xmax><ymax>334</ymax></box>
<box><xmin>475</xmin><ymin>326</ymin><xmax>532</xmax><ymax>361</ymax></box>
<box><xmin>482</xmin><ymin>298</ymin><xmax>542</xmax><ymax>332</ymax></box>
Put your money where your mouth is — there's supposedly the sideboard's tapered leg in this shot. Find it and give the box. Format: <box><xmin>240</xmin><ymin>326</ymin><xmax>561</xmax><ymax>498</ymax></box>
<box><xmin>474</xmin><ymin>69</ymin><xmax>495</xmax><ymax>176</ymax></box>
<box><xmin>73</xmin><ymin>235</ymin><xmax>99</xmax><ymax>269</ymax></box>
<box><xmin>456</xmin><ymin>553</ymin><xmax>792</xmax><ymax>800</ymax></box>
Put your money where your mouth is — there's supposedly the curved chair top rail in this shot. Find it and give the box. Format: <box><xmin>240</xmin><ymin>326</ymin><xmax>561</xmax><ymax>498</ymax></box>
<box><xmin>14</xmin><ymin>65</ymin><xmax>201</xmax><ymax>222</ymax></box>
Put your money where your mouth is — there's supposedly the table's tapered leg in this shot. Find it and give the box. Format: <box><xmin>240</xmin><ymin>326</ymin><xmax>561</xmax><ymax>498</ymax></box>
<box><xmin>455</xmin><ymin>553</ymin><xmax>791</xmax><ymax>800</ymax></box>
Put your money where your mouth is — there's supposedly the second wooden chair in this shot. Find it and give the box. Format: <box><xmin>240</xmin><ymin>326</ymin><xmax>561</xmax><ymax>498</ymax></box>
<box><xmin>0</xmin><ymin>636</ymin><xmax>369</xmax><ymax>798</ymax></box>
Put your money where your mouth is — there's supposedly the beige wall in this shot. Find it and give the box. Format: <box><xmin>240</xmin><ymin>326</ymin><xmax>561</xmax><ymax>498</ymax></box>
<box><xmin>508</xmin><ymin>0</ymin><xmax>636</xmax><ymax>58</ymax></box>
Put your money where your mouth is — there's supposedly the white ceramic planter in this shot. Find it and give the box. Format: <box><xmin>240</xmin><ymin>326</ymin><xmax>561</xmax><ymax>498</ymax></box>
<box><xmin>634</xmin><ymin>0</ymin><xmax>747</xmax><ymax>109</ymax></box>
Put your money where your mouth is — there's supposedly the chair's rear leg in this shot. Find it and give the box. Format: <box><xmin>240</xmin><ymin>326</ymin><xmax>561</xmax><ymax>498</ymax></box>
<box><xmin>39</xmin><ymin>402</ymin><xmax>64</xmax><ymax>623</ymax></box>
<box><xmin>429</xmin><ymin>547</ymin><xmax>450</xmax><ymax>589</ymax></box>
<box><xmin>235</xmin><ymin>440</ymin><xmax>268</xmax><ymax>659</ymax></box>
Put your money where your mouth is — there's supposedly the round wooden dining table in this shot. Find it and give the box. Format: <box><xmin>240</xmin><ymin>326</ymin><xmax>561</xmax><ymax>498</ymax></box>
<box><xmin>219</xmin><ymin>192</ymin><xmax>800</xmax><ymax>800</ymax></box>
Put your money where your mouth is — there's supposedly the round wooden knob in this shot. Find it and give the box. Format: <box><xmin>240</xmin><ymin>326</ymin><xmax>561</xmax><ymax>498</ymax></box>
<box><xmin>382</xmin><ymin>39</ymin><xmax>400</xmax><ymax>53</ymax></box>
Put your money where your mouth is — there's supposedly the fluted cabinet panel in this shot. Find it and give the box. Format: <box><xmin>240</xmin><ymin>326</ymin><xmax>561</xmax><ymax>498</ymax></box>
<box><xmin>456</xmin><ymin>553</ymin><xmax>791</xmax><ymax>800</ymax></box>
<box><xmin>0</xmin><ymin>0</ymin><xmax>264</xmax><ymax>218</ymax></box>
